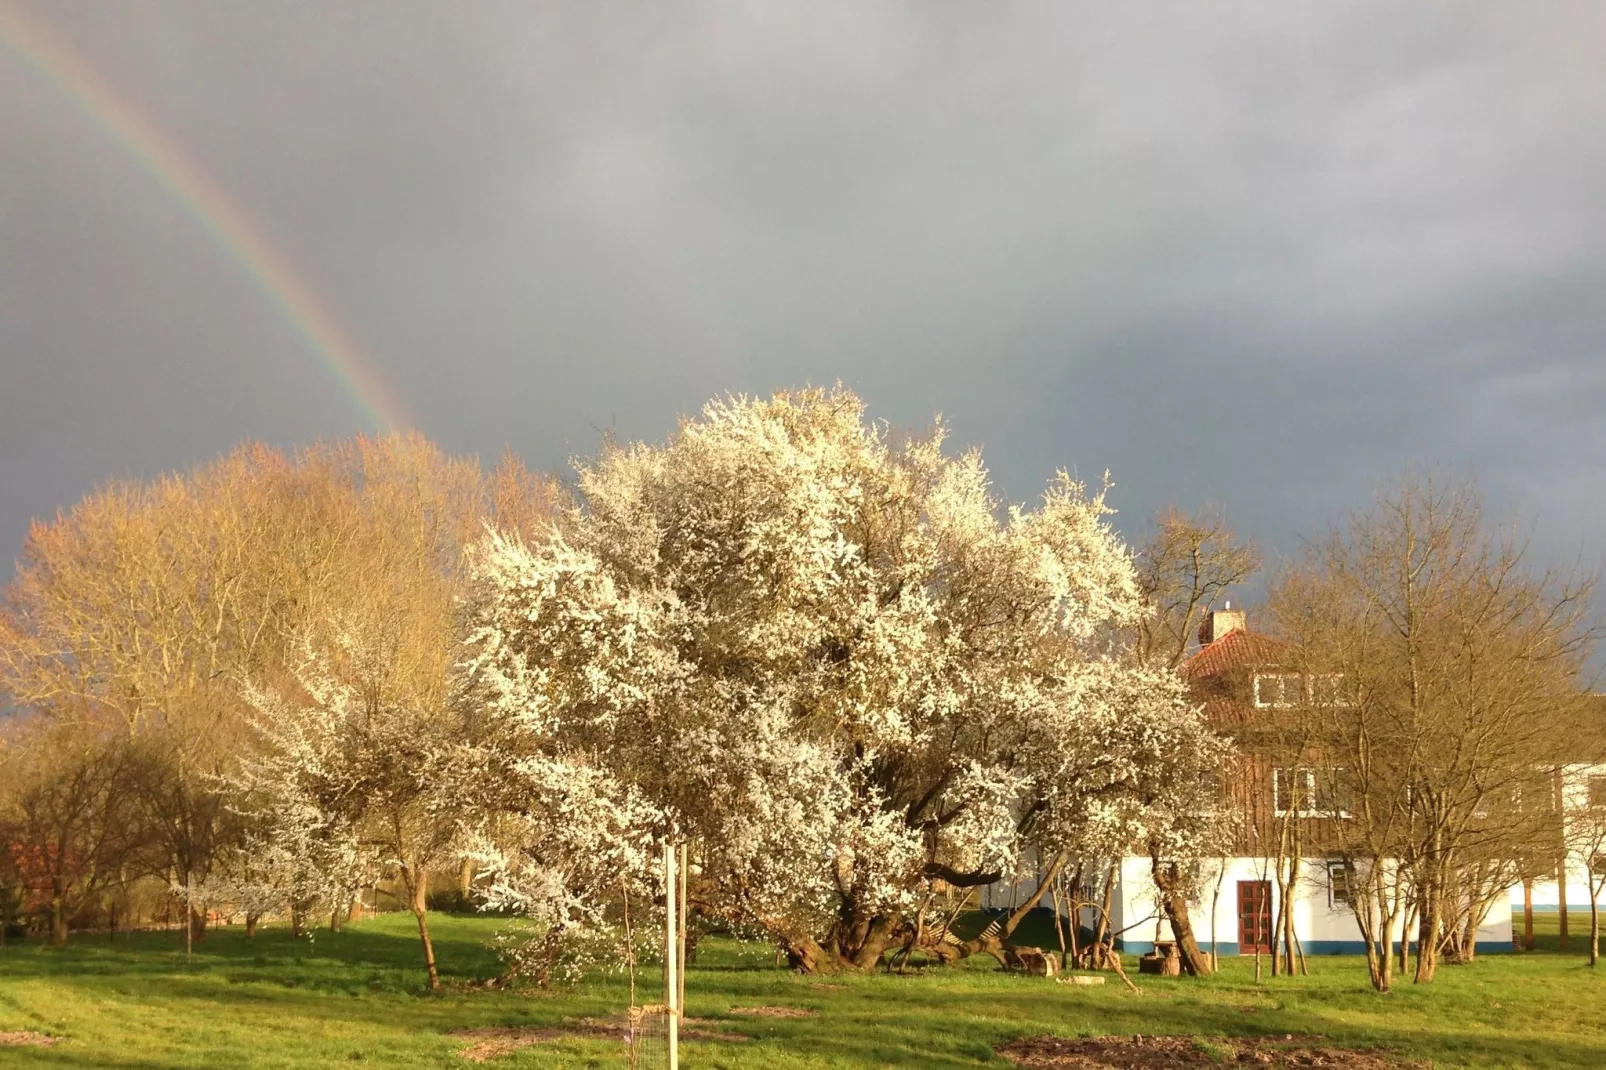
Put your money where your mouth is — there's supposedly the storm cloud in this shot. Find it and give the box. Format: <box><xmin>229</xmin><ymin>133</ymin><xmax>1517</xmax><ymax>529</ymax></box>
<box><xmin>3</xmin><ymin>1</ymin><xmax>1604</xmax><ymax>597</ymax></box>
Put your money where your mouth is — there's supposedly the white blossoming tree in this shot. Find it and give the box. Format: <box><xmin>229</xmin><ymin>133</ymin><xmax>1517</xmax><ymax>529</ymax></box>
<box><xmin>234</xmin><ymin>654</ymin><xmax>462</xmax><ymax>989</ymax></box>
<box><xmin>464</xmin><ymin>387</ymin><xmax>1224</xmax><ymax>973</ymax></box>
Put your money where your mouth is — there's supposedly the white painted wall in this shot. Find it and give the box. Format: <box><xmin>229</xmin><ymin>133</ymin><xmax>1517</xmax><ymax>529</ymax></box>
<box><xmin>1110</xmin><ymin>855</ymin><xmax>1512</xmax><ymax>955</ymax></box>
<box><xmin>983</xmin><ymin>849</ymin><xmax>1518</xmax><ymax>955</ymax></box>
<box><xmin>1507</xmin><ymin>763</ymin><xmax>1606</xmax><ymax>913</ymax></box>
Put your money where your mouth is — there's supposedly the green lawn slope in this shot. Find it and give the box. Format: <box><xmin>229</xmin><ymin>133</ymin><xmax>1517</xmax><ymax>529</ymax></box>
<box><xmin>0</xmin><ymin>912</ymin><xmax>1602</xmax><ymax>1068</ymax></box>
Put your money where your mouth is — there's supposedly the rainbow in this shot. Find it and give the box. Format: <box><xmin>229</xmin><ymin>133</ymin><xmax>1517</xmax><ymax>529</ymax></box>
<box><xmin>0</xmin><ymin>2</ymin><xmax>408</xmax><ymax>433</ymax></box>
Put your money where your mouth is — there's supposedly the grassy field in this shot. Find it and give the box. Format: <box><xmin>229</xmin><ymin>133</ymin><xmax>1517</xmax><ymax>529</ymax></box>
<box><xmin>1</xmin><ymin>911</ymin><xmax>1603</xmax><ymax>1068</ymax></box>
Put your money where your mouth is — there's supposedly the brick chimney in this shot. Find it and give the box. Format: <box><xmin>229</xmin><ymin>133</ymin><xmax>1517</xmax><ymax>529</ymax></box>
<box><xmin>1199</xmin><ymin>602</ymin><xmax>1245</xmax><ymax>645</ymax></box>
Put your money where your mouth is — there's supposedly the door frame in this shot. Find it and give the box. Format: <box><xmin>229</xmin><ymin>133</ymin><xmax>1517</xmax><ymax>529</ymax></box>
<box><xmin>1236</xmin><ymin>879</ymin><xmax>1272</xmax><ymax>954</ymax></box>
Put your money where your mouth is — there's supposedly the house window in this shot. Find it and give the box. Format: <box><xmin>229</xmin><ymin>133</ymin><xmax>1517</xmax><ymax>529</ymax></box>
<box><xmin>1254</xmin><ymin>674</ymin><xmax>1304</xmax><ymax>708</ymax></box>
<box><xmin>1309</xmin><ymin>674</ymin><xmax>1352</xmax><ymax>708</ymax></box>
<box><xmin>1313</xmin><ymin>768</ymin><xmax>1353</xmax><ymax>815</ymax></box>
<box><xmin>1274</xmin><ymin>767</ymin><xmax>1351</xmax><ymax>817</ymax></box>
<box><xmin>1274</xmin><ymin>767</ymin><xmax>1310</xmax><ymax>814</ymax></box>
<box><xmin>1327</xmin><ymin>860</ymin><xmax>1353</xmax><ymax>909</ymax></box>
<box><xmin>1588</xmin><ymin>776</ymin><xmax>1606</xmax><ymax>809</ymax></box>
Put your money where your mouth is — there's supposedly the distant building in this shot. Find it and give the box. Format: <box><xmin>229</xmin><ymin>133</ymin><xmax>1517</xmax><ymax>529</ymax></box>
<box><xmin>989</xmin><ymin>606</ymin><xmax>1535</xmax><ymax>956</ymax></box>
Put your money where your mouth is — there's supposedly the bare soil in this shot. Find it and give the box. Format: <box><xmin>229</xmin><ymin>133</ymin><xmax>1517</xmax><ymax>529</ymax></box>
<box><xmin>0</xmin><ymin>1031</ymin><xmax>60</xmax><ymax>1047</ymax></box>
<box><xmin>451</xmin><ymin>1017</ymin><xmax>751</xmax><ymax>1062</ymax></box>
<box><xmin>727</xmin><ymin>1005</ymin><xmax>818</xmax><ymax>1018</ymax></box>
<box><xmin>997</xmin><ymin>1034</ymin><xmax>1422</xmax><ymax>1069</ymax></box>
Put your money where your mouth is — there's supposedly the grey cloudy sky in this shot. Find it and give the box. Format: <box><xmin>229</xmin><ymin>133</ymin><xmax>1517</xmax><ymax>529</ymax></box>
<box><xmin>3</xmin><ymin>1</ymin><xmax>1604</xmax><ymax>603</ymax></box>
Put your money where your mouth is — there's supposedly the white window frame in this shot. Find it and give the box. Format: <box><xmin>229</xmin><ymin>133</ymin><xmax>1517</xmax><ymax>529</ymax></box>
<box><xmin>1308</xmin><ymin>673</ymin><xmax>1353</xmax><ymax>708</ymax></box>
<box><xmin>1273</xmin><ymin>766</ymin><xmax>1312</xmax><ymax>814</ymax></box>
<box><xmin>1253</xmin><ymin>673</ymin><xmax>1304</xmax><ymax>708</ymax></box>
<box><xmin>1254</xmin><ymin>672</ymin><xmax>1352</xmax><ymax>709</ymax></box>
<box><xmin>1273</xmin><ymin>766</ymin><xmax>1352</xmax><ymax>819</ymax></box>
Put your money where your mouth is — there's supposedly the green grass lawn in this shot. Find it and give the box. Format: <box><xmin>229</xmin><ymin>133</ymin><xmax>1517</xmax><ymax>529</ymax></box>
<box><xmin>1</xmin><ymin>911</ymin><xmax>1603</xmax><ymax>1068</ymax></box>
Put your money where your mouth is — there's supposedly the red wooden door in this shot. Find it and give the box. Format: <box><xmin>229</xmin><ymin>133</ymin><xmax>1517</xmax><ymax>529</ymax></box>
<box><xmin>1237</xmin><ymin>880</ymin><xmax>1272</xmax><ymax>954</ymax></box>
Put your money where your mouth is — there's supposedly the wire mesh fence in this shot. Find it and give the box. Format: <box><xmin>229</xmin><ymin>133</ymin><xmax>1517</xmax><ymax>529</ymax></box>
<box><xmin>626</xmin><ymin>1004</ymin><xmax>670</xmax><ymax>1070</ymax></box>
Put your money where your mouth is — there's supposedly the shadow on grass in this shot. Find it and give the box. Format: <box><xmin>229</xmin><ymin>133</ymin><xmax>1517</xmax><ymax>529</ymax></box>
<box><xmin>5</xmin><ymin>913</ymin><xmax>1606</xmax><ymax>1069</ymax></box>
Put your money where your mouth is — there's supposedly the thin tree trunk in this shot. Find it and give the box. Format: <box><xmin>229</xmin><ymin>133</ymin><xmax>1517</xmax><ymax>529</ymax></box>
<box><xmin>1523</xmin><ymin>879</ymin><xmax>1535</xmax><ymax>951</ymax></box>
<box><xmin>1558</xmin><ymin>860</ymin><xmax>1570</xmax><ymax>952</ymax></box>
<box><xmin>1413</xmin><ymin>894</ymin><xmax>1438</xmax><ymax>984</ymax></box>
<box><xmin>1209</xmin><ymin>862</ymin><xmax>1224</xmax><ymax>969</ymax></box>
<box><xmin>1398</xmin><ymin>899</ymin><xmax>1415</xmax><ymax>975</ymax></box>
<box><xmin>408</xmin><ymin>868</ymin><xmax>440</xmax><ymax>991</ymax></box>
<box><xmin>1051</xmin><ymin>883</ymin><xmax>1068</xmax><ymax>964</ymax></box>
<box><xmin>1461</xmin><ymin>900</ymin><xmax>1481</xmax><ymax>963</ymax></box>
<box><xmin>1589</xmin><ymin>880</ymin><xmax>1600</xmax><ymax>968</ymax></box>
<box><xmin>1091</xmin><ymin>866</ymin><xmax>1115</xmax><ymax>963</ymax></box>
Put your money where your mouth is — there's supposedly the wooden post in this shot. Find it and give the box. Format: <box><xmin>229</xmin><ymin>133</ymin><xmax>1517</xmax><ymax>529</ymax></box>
<box><xmin>677</xmin><ymin>843</ymin><xmax>688</xmax><ymax>1014</ymax></box>
<box><xmin>665</xmin><ymin>843</ymin><xmax>678</xmax><ymax>1070</ymax></box>
<box><xmin>183</xmin><ymin>873</ymin><xmax>193</xmax><ymax>963</ymax></box>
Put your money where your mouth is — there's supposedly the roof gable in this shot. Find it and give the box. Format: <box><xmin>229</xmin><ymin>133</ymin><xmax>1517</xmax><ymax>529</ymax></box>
<box><xmin>1182</xmin><ymin>628</ymin><xmax>1291</xmax><ymax>682</ymax></box>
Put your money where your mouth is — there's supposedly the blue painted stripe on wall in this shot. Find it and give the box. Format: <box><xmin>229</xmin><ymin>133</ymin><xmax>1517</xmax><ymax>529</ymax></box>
<box><xmin>1119</xmin><ymin>941</ymin><xmax>1243</xmax><ymax>956</ymax></box>
<box><xmin>1118</xmin><ymin>939</ymin><xmax>1516</xmax><ymax>956</ymax></box>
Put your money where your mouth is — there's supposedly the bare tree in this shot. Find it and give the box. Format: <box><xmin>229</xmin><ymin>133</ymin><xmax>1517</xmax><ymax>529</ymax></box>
<box><xmin>0</xmin><ymin>433</ymin><xmax>564</xmax><ymax>949</ymax></box>
<box><xmin>1268</xmin><ymin>475</ymin><xmax>1596</xmax><ymax>986</ymax></box>
<box><xmin>1129</xmin><ymin>507</ymin><xmax>1259</xmax><ymax>977</ymax></box>
<box><xmin>0</xmin><ymin>716</ymin><xmax>134</xmax><ymax>946</ymax></box>
<box><xmin>1562</xmin><ymin>765</ymin><xmax>1606</xmax><ymax>966</ymax></box>
<box><xmin>1133</xmin><ymin>507</ymin><xmax>1261</xmax><ymax>672</ymax></box>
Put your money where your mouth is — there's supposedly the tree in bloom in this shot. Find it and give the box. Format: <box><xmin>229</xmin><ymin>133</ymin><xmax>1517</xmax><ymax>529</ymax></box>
<box><xmin>464</xmin><ymin>387</ymin><xmax>1225</xmax><ymax>972</ymax></box>
<box><xmin>234</xmin><ymin>646</ymin><xmax>461</xmax><ymax>989</ymax></box>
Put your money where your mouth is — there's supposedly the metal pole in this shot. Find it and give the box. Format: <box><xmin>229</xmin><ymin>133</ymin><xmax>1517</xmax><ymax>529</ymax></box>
<box><xmin>665</xmin><ymin>842</ymin><xmax>678</xmax><ymax>1070</ymax></box>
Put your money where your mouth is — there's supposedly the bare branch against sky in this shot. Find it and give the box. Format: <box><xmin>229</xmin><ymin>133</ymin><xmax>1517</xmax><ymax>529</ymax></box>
<box><xmin>3</xmin><ymin>1</ymin><xmax>1603</xmax><ymax>585</ymax></box>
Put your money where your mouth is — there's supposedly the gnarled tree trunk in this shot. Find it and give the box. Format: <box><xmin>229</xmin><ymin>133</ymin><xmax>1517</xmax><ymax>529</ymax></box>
<box><xmin>1150</xmin><ymin>853</ymin><xmax>1212</xmax><ymax>976</ymax></box>
<box><xmin>50</xmin><ymin>898</ymin><xmax>69</xmax><ymax>948</ymax></box>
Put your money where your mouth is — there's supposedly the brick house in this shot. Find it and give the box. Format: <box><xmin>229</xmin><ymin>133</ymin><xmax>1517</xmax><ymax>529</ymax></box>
<box><xmin>1049</xmin><ymin>606</ymin><xmax>1519</xmax><ymax>956</ymax></box>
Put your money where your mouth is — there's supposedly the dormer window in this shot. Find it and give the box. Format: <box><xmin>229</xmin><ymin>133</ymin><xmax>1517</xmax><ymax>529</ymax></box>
<box><xmin>1253</xmin><ymin>673</ymin><xmax>1303</xmax><ymax>708</ymax></box>
<box><xmin>1253</xmin><ymin>672</ymin><xmax>1351</xmax><ymax>708</ymax></box>
<box><xmin>1309</xmin><ymin>674</ymin><xmax>1352</xmax><ymax>708</ymax></box>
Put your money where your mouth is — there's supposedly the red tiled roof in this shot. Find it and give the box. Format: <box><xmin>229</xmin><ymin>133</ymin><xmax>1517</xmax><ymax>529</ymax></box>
<box><xmin>1181</xmin><ymin>628</ymin><xmax>1291</xmax><ymax>681</ymax></box>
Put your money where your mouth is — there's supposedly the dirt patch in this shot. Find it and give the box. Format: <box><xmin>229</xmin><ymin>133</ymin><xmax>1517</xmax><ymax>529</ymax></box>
<box><xmin>997</xmin><ymin>1034</ymin><xmax>1421</xmax><ymax>1069</ymax></box>
<box><xmin>727</xmin><ymin>1005</ymin><xmax>818</xmax><ymax>1018</ymax></box>
<box><xmin>451</xmin><ymin>1017</ymin><xmax>750</xmax><ymax>1062</ymax></box>
<box><xmin>0</xmin><ymin>1031</ymin><xmax>60</xmax><ymax>1047</ymax></box>
<box><xmin>454</xmin><ymin>1027</ymin><xmax>579</xmax><ymax>1063</ymax></box>
<box><xmin>807</xmin><ymin>982</ymin><xmax>848</xmax><ymax>990</ymax></box>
